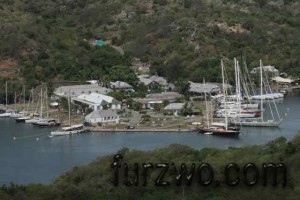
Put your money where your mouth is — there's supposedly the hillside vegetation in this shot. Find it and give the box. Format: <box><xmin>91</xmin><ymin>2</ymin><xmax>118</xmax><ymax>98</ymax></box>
<box><xmin>1</xmin><ymin>0</ymin><xmax>300</xmax><ymax>91</ymax></box>
<box><xmin>0</xmin><ymin>134</ymin><xmax>300</xmax><ymax>199</ymax></box>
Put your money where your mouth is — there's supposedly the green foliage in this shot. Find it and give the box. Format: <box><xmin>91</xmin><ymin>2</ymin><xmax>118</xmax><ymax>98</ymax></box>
<box><xmin>153</xmin><ymin>0</ymin><xmax>167</xmax><ymax>6</ymax></box>
<box><xmin>108</xmin><ymin>65</ymin><xmax>138</xmax><ymax>86</ymax></box>
<box><xmin>1</xmin><ymin>0</ymin><xmax>300</xmax><ymax>91</ymax></box>
<box><xmin>141</xmin><ymin>114</ymin><xmax>151</xmax><ymax>121</ymax></box>
<box><xmin>107</xmin><ymin>91</ymin><xmax>125</xmax><ymax>101</ymax></box>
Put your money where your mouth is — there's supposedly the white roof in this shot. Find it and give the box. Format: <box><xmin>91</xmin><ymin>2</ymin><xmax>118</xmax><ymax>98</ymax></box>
<box><xmin>250</xmin><ymin>66</ymin><xmax>279</xmax><ymax>74</ymax></box>
<box><xmin>189</xmin><ymin>82</ymin><xmax>220</xmax><ymax>93</ymax></box>
<box><xmin>138</xmin><ymin>75</ymin><xmax>168</xmax><ymax>86</ymax></box>
<box><xmin>271</xmin><ymin>76</ymin><xmax>294</xmax><ymax>83</ymax></box>
<box><xmin>86</xmin><ymin>80</ymin><xmax>99</xmax><ymax>84</ymax></box>
<box><xmin>54</xmin><ymin>85</ymin><xmax>111</xmax><ymax>98</ymax></box>
<box><xmin>110</xmin><ymin>81</ymin><xmax>133</xmax><ymax>89</ymax></box>
<box><xmin>72</xmin><ymin>92</ymin><xmax>116</xmax><ymax>105</ymax></box>
<box><xmin>164</xmin><ymin>103</ymin><xmax>184</xmax><ymax>110</ymax></box>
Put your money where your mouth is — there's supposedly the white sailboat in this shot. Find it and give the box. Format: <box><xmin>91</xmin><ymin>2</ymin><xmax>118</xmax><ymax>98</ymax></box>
<box><xmin>0</xmin><ymin>82</ymin><xmax>12</xmax><ymax>118</ymax></box>
<box><xmin>25</xmin><ymin>88</ymin><xmax>44</xmax><ymax>123</ymax></box>
<box><xmin>51</xmin><ymin>87</ymin><xmax>86</xmax><ymax>136</ymax></box>
<box><xmin>232</xmin><ymin>60</ymin><xmax>282</xmax><ymax>127</ymax></box>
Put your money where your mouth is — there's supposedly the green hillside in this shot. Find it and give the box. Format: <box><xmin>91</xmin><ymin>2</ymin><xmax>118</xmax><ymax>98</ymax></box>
<box><xmin>1</xmin><ymin>0</ymin><xmax>300</xmax><ymax>90</ymax></box>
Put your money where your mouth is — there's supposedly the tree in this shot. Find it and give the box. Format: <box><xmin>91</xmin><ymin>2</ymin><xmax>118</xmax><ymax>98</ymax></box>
<box><xmin>108</xmin><ymin>65</ymin><xmax>138</xmax><ymax>86</ymax></box>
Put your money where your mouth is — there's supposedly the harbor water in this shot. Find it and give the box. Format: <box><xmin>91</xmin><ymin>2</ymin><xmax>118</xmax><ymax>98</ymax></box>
<box><xmin>0</xmin><ymin>94</ymin><xmax>299</xmax><ymax>185</ymax></box>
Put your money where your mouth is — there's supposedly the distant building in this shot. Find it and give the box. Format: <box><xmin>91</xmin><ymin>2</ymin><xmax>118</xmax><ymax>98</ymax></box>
<box><xmin>110</xmin><ymin>81</ymin><xmax>134</xmax><ymax>91</ymax></box>
<box><xmin>72</xmin><ymin>92</ymin><xmax>121</xmax><ymax>111</ymax></box>
<box><xmin>189</xmin><ymin>82</ymin><xmax>220</xmax><ymax>96</ymax></box>
<box><xmin>54</xmin><ymin>85</ymin><xmax>111</xmax><ymax>98</ymax></box>
<box><xmin>138</xmin><ymin>75</ymin><xmax>174</xmax><ymax>92</ymax></box>
<box><xmin>86</xmin><ymin>80</ymin><xmax>99</xmax><ymax>85</ymax></box>
<box><xmin>132</xmin><ymin>92</ymin><xmax>183</xmax><ymax>109</ymax></box>
<box><xmin>84</xmin><ymin>110</ymin><xmax>119</xmax><ymax>125</ymax></box>
<box><xmin>271</xmin><ymin>76</ymin><xmax>294</xmax><ymax>84</ymax></box>
<box><xmin>164</xmin><ymin>103</ymin><xmax>184</xmax><ymax>115</ymax></box>
<box><xmin>250</xmin><ymin>66</ymin><xmax>279</xmax><ymax>76</ymax></box>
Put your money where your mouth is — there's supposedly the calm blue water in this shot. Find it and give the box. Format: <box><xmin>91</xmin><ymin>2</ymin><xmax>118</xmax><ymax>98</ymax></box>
<box><xmin>0</xmin><ymin>95</ymin><xmax>299</xmax><ymax>185</ymax></box>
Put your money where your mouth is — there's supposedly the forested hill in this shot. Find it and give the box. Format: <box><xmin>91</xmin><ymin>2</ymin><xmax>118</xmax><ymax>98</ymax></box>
<box><xmin>1</xmin><ymin>0</ymin><xmax>300</xmax><ymax>90</ymax></box>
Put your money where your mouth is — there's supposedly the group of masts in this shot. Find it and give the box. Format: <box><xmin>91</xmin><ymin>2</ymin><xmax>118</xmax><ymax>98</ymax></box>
<box><xmin>199</xmin><ymin>58</ymin><xmax>285</xmax><ymax>136</ymax></box>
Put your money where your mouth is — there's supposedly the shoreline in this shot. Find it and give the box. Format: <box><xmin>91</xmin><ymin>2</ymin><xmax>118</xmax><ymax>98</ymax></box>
<box><xmin>87</xmin><ymin>127</ymin><xmax>198</xmax><ymax>133</ymax></box>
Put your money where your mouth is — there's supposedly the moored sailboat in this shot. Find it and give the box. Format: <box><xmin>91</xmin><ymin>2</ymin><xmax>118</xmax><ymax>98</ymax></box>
<box><xmin>0</xmin><ymin>82</ymin><xmax>12</xmax><ymax>118</ymax></box>
<box><xmin>51</xmin><ymin>87</ymin><xmax>87</xmax><ymax>136</ymax></box>
<box><xmin>198</xmin><ymin>60</ymin><xmax>240</xmax><ymax>136</ymax></box>
<box><xmin>231</xmin><ymin>60</ymin><xmax>282</xmax><ymax>127</ymax></box>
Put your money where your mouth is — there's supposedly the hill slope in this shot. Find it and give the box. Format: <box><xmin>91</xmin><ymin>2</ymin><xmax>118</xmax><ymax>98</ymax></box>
<box><xmin>1</xmin><ymin>0</ymin><xmax>300</xmax><ymax>90</ymax></box>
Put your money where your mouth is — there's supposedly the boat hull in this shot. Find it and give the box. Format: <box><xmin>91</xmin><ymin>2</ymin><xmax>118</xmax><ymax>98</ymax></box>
<box><xmin>15</xmin><ymin>117</ymin><xmax>31</xmax><ymax>123</ymax></box>
<box><xmin>231</xmin><ymin>121</ymin><xmax>281</xmax><ymax>127</ymax></box>
<box><xmin>50</xmin><ymin>129</ymin><xmax>88</xmax><ymax>136</ymax></box>
<box><xmin>198</xmin><ymin>127</ymin><xmax>240</xmax><ymax>136</ymax></box>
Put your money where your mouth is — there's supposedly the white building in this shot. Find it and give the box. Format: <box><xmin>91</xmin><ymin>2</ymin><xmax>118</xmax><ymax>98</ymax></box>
<box><xmin>164</xmin><ymin>103</ymin><xmax>184</xmax><ymax>115</ymax></box>
<box><xmin>54</xmin><ymin>85</ymin><xmax>111</xmax><ymax>98</ymax></box>
<box><xmin>138</xmin><ymin>75</ymin><xmax>175</xmax><ymax>91</ymax></box>
<box><xmin>85</xmin><ymin>110</ymin><xmax>119</xmax><ymax>125</ymax></box>
<box><xmin>72</xmin><ymin>92</ymin><xmax>121</xmax><ymax>111</ymax></box>
<box><xmin>250</xmin><ymin>66</ymin><xmax>279</xmax><ymax>75</ymax></box>
<box><xmin>110</xmin><ymin>81</ymin><xmax>134</xmax><ymax>91</ymax></box>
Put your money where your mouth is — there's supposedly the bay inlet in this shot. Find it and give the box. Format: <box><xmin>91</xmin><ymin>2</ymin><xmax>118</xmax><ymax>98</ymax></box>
<box><xmin>0</xmin><ymin>94</ymin><xmax>299</xmax><ymax>185</ymax></box>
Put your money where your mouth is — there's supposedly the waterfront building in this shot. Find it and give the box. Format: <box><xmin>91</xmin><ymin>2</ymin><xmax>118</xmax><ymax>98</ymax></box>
<box><xmin>72</xmin><ymin>93</ymin><xmax>121</xmax><ymax>111</ymax></box>
<box><xmin>84</xmin><ymin>109</ymin><xmax>119</xmax><ymax>125</ymax></box>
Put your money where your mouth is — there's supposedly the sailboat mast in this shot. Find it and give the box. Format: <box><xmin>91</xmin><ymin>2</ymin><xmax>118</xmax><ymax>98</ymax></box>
<box><xmin>221</xmin><ymin>59</ymin><xmax>228</xmax><ymax>130</ymax></box>
<box><xmin>23</xmin><ymin>85</ymin><xmax>26</xmax><ymax>111</ymax></box>
<box><xmin>45</xmin><ymin>87</ymin><xmax>48</xmax><ymax>118</ymax></box>
<box><xmin>204</xmin><ymin>78</ymin><xmax>210</xmax><ymax>128</ymax></box>
<box><xmin>5</xmin><ymin>81</ymin><xmax>8</xmax><ymax>109</ymax></box>
<box><xmin>40</xmin><ymin>88</ymin><xmax>43</xmax><ymax>118</ymax></box>
<box><xmin>14</xmin><ymin>91</ymin><xmax>17</xmax><ymax>111</ymax></box>
<box><xmin>237</xmin><ymin>60</ymin><xmax>242</xmax><ymax>117</ymax></box>
<box><xmin>260</xmin><ymin>60</ymin><xmax>263</xmax><ymax>122</ymax></box>
<box><xmin>68</xmin><ymin>86</ymin><xmax>71</xmax><ymax>127</ymax></box>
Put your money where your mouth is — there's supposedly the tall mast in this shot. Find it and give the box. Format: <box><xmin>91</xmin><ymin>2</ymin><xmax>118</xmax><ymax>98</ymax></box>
<box><xmin>45</xmin><ymin>87</ymin><xmax>48</xmax><ymax>117</ymax></box>
<box><xmin>203</xmin><ymin>78</ymin><xmax>210</xmax><ymax>128</ymax></box>
<box><xmin>40</xmin><ymin>88</ymin><xmax>43</xmax><ymax>118</ymax></box>
<box><xmin>68</xmin><ymin>86</ymin><xmax>71</xmax><ymax>126</ymax></box>
<box><xmin>23</xmin><ymin>85</ymin><xmax>26</xmax><ymax>111</ymax></box>
<box><xmin>5</xmin><ymin>81</ymin><xmax>8</xmax><ymax>109</ymax></box>
<box><xmin>237</xmin><ymin>60</ymin><xmax>241</xmax><ymax>118</ymax></box>
<box><xmin>260</xmin><ymin>60</ymin><xmax>263</xmax><ymax>122</ymax></box>
<box><xmin>14</xmin><ymin>91</ymin><xmax>17</xmax><ymax>111</ymax></box>
<box><xmin>221</xmin><ymin>59</ymin><xmax>228</xmax><ymax>130</ymax></box>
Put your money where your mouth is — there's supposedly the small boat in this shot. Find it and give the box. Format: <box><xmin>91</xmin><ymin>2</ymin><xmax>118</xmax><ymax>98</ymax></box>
<box><xmin>231</xmin><ymin>119</ymin><xmax>282</xmax><ymax>127</ymax></box>
<box><xmin>32</xmin><ymin>119</ymin><xmax>61</xmax><ymax>127</ymax></box>
<box><xmin>15</xmin><ymin>116</ymin><xmax>32</xmax><ymax>123</ymax></box>
<box><xmin>25</xmin><ymin>116</ymin><xmax>43</xmax><ymax>124</ymax></box>
<box><xmin>0</xmin><ymin>111</ymin><xmax>12</xmax><ymax>118</ymax></box>
<box><xmin>50</xmin><ymin>124</ymin><xmax>88</xmax><ymax>136</ymax></box>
